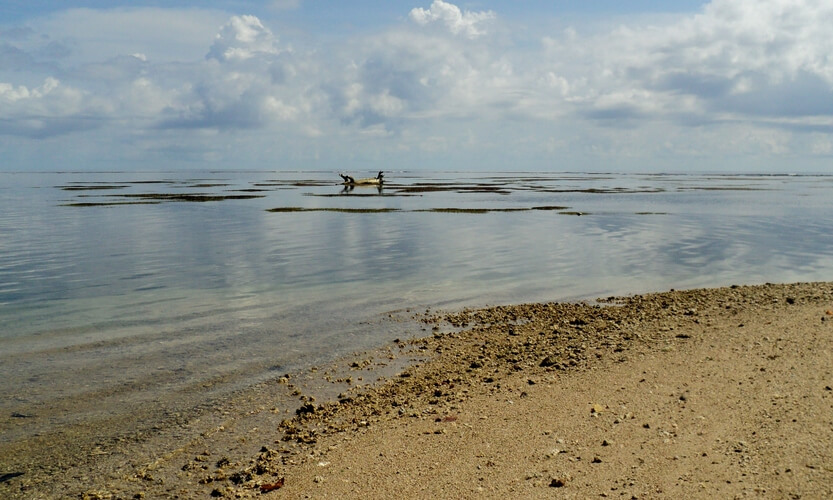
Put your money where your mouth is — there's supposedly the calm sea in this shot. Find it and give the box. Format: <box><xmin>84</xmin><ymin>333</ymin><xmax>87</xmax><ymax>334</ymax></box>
<box><xmin>2</xmin><ymin>170</ymin><xmax>832</xmax><ymax>445</ymax></box>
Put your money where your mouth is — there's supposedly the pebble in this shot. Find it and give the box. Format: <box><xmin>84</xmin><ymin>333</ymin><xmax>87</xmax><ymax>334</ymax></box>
<box><xmin>549</xmin><ymin>477</ymin><xmax>568</xmax><ymax>488</ymax></box>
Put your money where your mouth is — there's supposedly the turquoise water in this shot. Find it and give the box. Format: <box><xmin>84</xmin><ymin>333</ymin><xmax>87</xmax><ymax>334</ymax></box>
<box><xmin>2</xmin><ymin>170</ymin><xmax>833</xmax><ymax>443</ymax></box>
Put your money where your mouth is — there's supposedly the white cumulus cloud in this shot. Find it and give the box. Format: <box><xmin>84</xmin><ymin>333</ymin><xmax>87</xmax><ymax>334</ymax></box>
<box><xmin>535</xmin><ymin>0</ymin><xmax>833</xmax><ymax>134</ymax></box>
<box><xmin>409</xmin><ymin>0</ymin><xmax>495</xmax><ymax>39</ymax></box>
<box><xmin>207</xmin><ymin>15</ymin><xmax>282</xmax><ymax>62</ymax></box>
<box><xmin>3</xmin><ymin>0</ymin><xmax>833</xmax><ymax>171</ymax></box>
<box><xmin>0</xmin><ymin>77</ymin><xmax>101</xmax><ymax>137</ymax></box>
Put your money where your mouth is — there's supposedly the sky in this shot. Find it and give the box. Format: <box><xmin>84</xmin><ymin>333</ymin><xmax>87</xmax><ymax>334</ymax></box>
<box><xmin>2</xmin><ymin>0</ymin><xmax>833</xmax><ymax>172</ymax></box>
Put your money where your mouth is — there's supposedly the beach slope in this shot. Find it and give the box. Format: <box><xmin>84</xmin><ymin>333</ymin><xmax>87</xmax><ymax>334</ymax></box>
<box><xmin>7</xmin><ymin>282</ymin><xmax>832</xmax><ymax>499</ymax></box>
<box><xmin>260</xmin><ymin>283</ymin><xmax>833</xmax><ymax>499</ymax></box>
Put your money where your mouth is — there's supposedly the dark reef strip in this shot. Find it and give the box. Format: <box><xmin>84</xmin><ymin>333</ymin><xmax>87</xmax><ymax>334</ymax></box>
<box><xmin>677</xmin><ymin>186</ymin><xmax>770</xmax><ymax>191</ymax></box>
<box><xmin>110</xmin><ymin>193</ymin><xmax>266</xmax><ymax>202</ymax></box>
<box><xmin>536</xmin><ymin>188</ymin><xmax>666</xmax><ymax>194</ymax></box>
<box><xmin>62</xmin><ymin>202</ymin><xmax>163</xmax><ymax>207</ymax></box>
<box><xmin>393</xmin><ymin>185</ymin><xmax>512</xmax><ymax>195</ymax></box>
<box><xmin>59</xmin><ymin>185</ymin><xmax>130</xmax><ymax>191</ymax></box>
<box><xmin>267</xmin><ymin>207</ymin><xmax>401</xmax><ymax>213</ymax></box>
<box><xmin>306</xmin><ymin>193</ymin><xmax>407</xmax><ymax>198</ymax></box>
<box><xmin>267</xmin><ymin>206</ymin><xmax>577</xmax><ymax>214</ymax></box>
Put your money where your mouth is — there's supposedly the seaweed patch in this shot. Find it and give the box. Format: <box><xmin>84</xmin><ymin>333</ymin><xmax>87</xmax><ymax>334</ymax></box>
<box><xmin>112</xmin><ymin>193</ymin><xmax>266</xmax><ymax>202</ymax></box>
<box><xmin>59</xmin><ymin>185</ymin><xmax>130</xmax><ymax>191</ymax></box>
<box><xmin>267</xmin><ymin>207</ymin><xmax>401</xmax><ymax>213</ymax></box>
<box><xmin>62</xmin><ymin>201</ymin><xmax>163</xmax><ymax>207</ymax></box>
<box><xmin>677</xmin><ymin>186</ymin><xmax>770</xmax><ymax>192</ymax></box>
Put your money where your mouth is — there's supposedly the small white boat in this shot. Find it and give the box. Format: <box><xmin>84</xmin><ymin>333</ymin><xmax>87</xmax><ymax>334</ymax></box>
<box><xmin>339</xmin><ymin>171</ymin><xmax>384</xmax><ymax>186</ymax></box>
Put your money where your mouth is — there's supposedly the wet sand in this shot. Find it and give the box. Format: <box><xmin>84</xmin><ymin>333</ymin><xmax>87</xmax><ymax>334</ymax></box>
<box><xmin>3</xmin><ymin>282</ymin><xmax>833</xmax><ymax>499</ymax></box>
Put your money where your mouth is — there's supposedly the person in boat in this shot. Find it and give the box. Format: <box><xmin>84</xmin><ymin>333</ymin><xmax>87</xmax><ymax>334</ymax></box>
<box><xmin>339</xmin><ymin>171</ymin><xmax>384</xmax><ymax>186</ymax></box>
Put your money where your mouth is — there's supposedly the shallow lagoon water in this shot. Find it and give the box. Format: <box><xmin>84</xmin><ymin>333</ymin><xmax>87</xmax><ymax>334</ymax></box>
<box><xmin>2</xmin><ymin>170</ymin><xmax>833</xmax><ymax>446</ymax></box>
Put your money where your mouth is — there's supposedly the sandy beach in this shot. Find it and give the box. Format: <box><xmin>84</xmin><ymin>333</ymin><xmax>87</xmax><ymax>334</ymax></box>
<box><xmin>4</xmin><ymin>282</ymin><xmax>833</xmax><ymax>499</ymax></box>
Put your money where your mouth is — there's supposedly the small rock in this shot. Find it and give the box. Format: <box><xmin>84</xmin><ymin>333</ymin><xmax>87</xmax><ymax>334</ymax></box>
<box><xmin>539</xmin><ymin>356</ymin><xmax>558</xmax><ymax>368</ymax></box>
<box><xmin>296</xmin><ymin>403</ymin><xmax>317</xmax><ymax>416</ymax></box>
<box><xmin>549</xmin><ymin>477</ymin><xmax>567</xmax><ymax>488</ymax></box>
<box><xmin>229</xmin><ymin>471</ymin><xmax>252</xmax><ymax>485</ymax></box>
